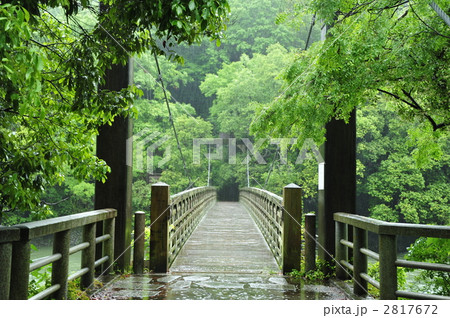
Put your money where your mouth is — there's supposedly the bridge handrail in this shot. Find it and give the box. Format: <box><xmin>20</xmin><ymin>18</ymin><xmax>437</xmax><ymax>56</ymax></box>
<box><xmin>0</xmin><ymin>209</ymin><xmax>117</xmax><ymax>300</ymax></box>
<box><xmin>168</xmin><ymin>186</ymin><xmax>216</xmax><ymax>266</ymax></box>
<box><xmin>240</xmin><ymin>187</ymin><xmax>284</xmax><ymax>267</ymax></box>
<box><xmin>334</xmin><ymin>212</ymin><xmax>450</xmax><ymax>300</ymax></box>
<box><xmin>334</xmin><ymin>213</ymin><xmax>450</xmax><ymax>238</ymax></box>
<box><xmin>149</xmin><ymin>183</ymin><xmax>216</xmax><ymax>272</ymax></box>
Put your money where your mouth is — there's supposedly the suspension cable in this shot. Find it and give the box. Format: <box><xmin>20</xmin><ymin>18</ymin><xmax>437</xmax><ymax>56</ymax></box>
<box><xmin>264</xmin><ymin>149</ymin><xmax>279</xmax><ymax>187</ymax></box>
<box><xmin>304</xmin><ymin>13</ymin><xmax>316</xmax><ymax>50</ymax></box>
<box><xmin>207</xmin><ymin>144</ymin><xmax>211</xmax><ymax>187</ymax></box>
<box><xmin>149</xmin><ymin>33</ymin><xmax>192</xmax><ymax>185</ymax></box>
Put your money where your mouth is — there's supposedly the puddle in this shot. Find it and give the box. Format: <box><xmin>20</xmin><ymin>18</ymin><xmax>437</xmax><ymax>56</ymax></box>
<box><xmin>182</xmin><ymin>276</ymin><xmax>211</xmax><ymax>282</ymax></box>
<box><xmin>248</xmin><ymin>283</ymin><xmax>296</xmax><ymax>291</ymax></box>
<box><xmin>268</xmin><ymin>277</ymin><xmax>288</xmax><ymax>285</ymax></box>
<box><xmin>156</xmin><ymin>275</ymin><xmax>181</xmax><ymax>283</ymax></box>
<box><xmin>196</xmin><ymin>281</ymin><xmax>245</xmax><ymax>289</ymax></box>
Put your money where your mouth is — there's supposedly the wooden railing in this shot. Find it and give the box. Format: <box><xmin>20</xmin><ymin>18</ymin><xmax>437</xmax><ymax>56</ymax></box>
<box><xmin>240</xmin><ymin>184</ymin><xmax>302</xmax><ymax>273</ymax></box>
<box><xmin>149</xmin><ymin>183</ymin><xmax>216</xmax><ymax>272</ymax></box>
<box><xmin>0</xmin><ymin>209</ymin><xmax>116</xmax><ymax>300</ymax></box>
<box><xmin>240</xmin><ymin>187</ymin><xmax>284</xmax><ymax>266</ymax></box>
<box><xmin>168</xmin><ymin>187</ymin><xmax>216</xmax><ymax>266</ymax></box>
<box><xmin>334</xmin><ymin>213</ymin><xmax>450</xmax><ymax>300</ymax></box>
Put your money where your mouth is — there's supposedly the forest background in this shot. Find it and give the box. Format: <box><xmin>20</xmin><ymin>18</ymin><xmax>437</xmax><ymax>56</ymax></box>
<box><xmin>3</xmin><ymin>0</ymin><xmax>446</xmax><ymax>227</ymax></box>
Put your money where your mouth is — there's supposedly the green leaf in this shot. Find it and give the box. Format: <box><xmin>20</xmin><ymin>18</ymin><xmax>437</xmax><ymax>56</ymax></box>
<box><xmin>189</xmin><ymin>1</ymin><xmax>196</xmax><ymax>11</ymax></box>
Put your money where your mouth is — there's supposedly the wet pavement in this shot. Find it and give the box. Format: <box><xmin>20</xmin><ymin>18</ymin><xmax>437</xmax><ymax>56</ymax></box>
<box><xmin>91</xmin><ymin>273</ymin><xmax>351</xmax><ymax>300</ymax></box>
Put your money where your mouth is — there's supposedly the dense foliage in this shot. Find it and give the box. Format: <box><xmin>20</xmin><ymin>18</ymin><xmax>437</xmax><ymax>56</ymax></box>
<box><xmin>405</xmin><ymin>237</ymin><xmax>450</xmax><ymax>296</ymax></box>
<box><xmin>0</xmin><ymin>0</ymin><xmax>229</xmax><ymax>224</ymax></box>
<box><xmin>127</xmin><ymin>0</ymin><xmax>321</xmax><ymax>201</ymax></box>
<box><xmin>251</xmin><ymin>0</ymin><xmax>449</xmax><ymax>162</ymax></box>
<box><xmin>357</xmin><ymin>106</ymin><xmax>449</xmax><ymax>225</ymax></box>
<box><xmin>171</xmin><ymin>0</ymin><xmax>315</xmax><ymax>117</ymax></box>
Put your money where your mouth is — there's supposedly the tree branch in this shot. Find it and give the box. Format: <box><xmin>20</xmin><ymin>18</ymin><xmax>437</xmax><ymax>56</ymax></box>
<box><xmin>29</xmin><ymin>39</ymin><xmax>65</xmax><ymax>60</ymax></box>
<box><xmin>410</xmin><ymin>3</ymin><xmax>450</xmax><ymax>39</ymax></box>
<box><xmin>400</xmin><ymin>89</ymin><xmax>449</xmax><ymax>131</ymax></box>
<box><xmin>41</xmin><ymin>196</ymin><xmax>71</xmax><ymax>206</ymax></box>
<box><xmin>378</xmin><ymin>88</ymin><xmax>449</xmax><ymax>131</ymax></box>
<box><xmin>44</xmin><ymin>79</ymin><xmax>70</xmax><ymax>104</ymax></box>
<box><xmin>377</xmin><ymin>88</ymin><xmax>419</xmax><ymax>109</ymax></box>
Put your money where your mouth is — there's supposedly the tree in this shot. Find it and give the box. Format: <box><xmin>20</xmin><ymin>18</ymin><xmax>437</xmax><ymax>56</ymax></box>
<box><xmin>158</xmin><ymin>115</ymin><xmax>214</xmax><ymax>193</ymax></box>
<box><xmin>201</xmin><ymin>43</ymin><xmax>291</xmax><ymax>137</ymax></box>
<box><xmin>251</xmin><ymin>0</ymin><xmax>449</xmax><ymax>161</ymax></box>
<box><xmin>356</xmin><ymin>106</ymin><xmax>450</xmax><ymax>225</ymax></box>
<box><xmin>171</xmin><ymin>0</ymin><xmax>318</xmax><ymax>117</ymax></box>
<box><xmin>0</xmin><ymin>0</ymin><xmax>230</xmax><ymax>224</ymax></box>
<box><xmin>197</xmin><ymin>42</ymin><xmax>323</xmax><ymax>203</ymax></box>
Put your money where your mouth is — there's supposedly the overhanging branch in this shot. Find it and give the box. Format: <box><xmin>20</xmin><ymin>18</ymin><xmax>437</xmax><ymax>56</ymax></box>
<box><xmin>377</xmin><ymin>88</ymin><xmax>449</xmax><ymax>131</ymax></box>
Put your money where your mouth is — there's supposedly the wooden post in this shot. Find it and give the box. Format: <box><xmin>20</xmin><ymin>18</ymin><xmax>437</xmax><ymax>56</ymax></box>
<box><xmin>133</xmin><ymin>211</ymin><xmax>146</xmax><ymax>274</ymax></box>
<box><xmin>0</xmin><ymin>242</ymin><xmax>12</xmax><ymax>300</ymax></box>
<box><xmin>353</xmin><ymin>227</ymin><xmax>368</xmax><ymax>296</ymax></box>
<box><xmin>379</xmin><ymin>234</ymin><xmax>397</xmax><ymax>299</ymax></box>
<box><xmin>282</xmin><ymin>183</ymin><xmax>302</xmax><ymax>274</ymax></box>
<box><xmin>304</xmin><ymin>213</ymin><xmax>316</xmax><ymax>272</ymax></box>
<box><xmin>52</xmin><ymin>230</ymin><xmax>70</xmax><ymax>299</ymax></box>
<box><xmin>81</xmin><ymin>223</ymin><xmax>96</xmax><ymax>289</ymax></box>
<box><xmin>102</xmin><ymin>218</ymin><xmax>115</xmax><ymax>274</ymax></box>
<box><xmin>150</xmin><ymin>182</ymin><xmax>170</xmax><ymax>273</ymax></box>
<box><xmin>335</xmin><ymin>221</ymin><xmax>348</xmax><ymax>280</ymax></box>
<box><xmin>0</xmin><ymin>227</ymin><xmax>19</xmax><ymax>300</ymax></box>
<box><xmin>10</xmin><ymin>238</ymin><xmax>31</xmax><ymax>299</ymax></box>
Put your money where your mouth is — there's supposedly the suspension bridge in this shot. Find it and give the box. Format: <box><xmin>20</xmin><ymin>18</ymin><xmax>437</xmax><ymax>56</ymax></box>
<box><xmin>1</xmin><ymin>182</ymin><xmax>449</xmax><ymax>300</ymax></box>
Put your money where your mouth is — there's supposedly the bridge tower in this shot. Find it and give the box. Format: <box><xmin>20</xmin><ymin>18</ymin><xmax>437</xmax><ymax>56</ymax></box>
<box><xmin>318</xmin><ymin>25</ymin><xmax>357</xmax><ymax>270</ymax></box>
<box><xmin>94</xmin><ymin>60</ymin><xmax>133</xmax><ymax>272</ymax></box>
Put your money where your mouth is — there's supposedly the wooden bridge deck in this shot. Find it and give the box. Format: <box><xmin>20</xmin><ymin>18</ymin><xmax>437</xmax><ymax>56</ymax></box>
<box><xmin>169</xmin><ymin>201</ymin><xmax>280</xmax><ymax>274</ymax></box>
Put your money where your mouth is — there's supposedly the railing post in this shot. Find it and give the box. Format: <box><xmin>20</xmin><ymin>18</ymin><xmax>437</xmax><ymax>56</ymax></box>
<box><xmin>335</xmin><ymin>221</ymin><xmax>348</xmax><ymax>280</ymax></box>
<box><xmin>10</xmin><ymin>243</ymin><xmax>30</xmax><ymax>300</ymax></box>
<box><xmin>150</xmin><ymin>182</ymin><xmax>170</xmax><ymax>273</ymax></box>
<box><xmin>52</xmin><ymin>230</ymin><xmax>70</xmax><ymax>299</ymax></box>
<box><xmin>81</xmin><ymin>223</ymin><xmax>96</xmax><ymax>289</ymax></box>
<box><xmin>305</xmin><ymin>213</ymin><xmax>316</xmax><ymax>273</ymax></box>
<box><xmin>379</xmin><ymin>234</ymin><xmax>397</xmax><ymax>300</ymax></box>
<box><xmin>95</xmin><ymin>222</ymin><xmax>103</xmax><ymax>276</ymax></box>
<box><xmin>0</xmin><ymin>242</ymin><xmax>12</xmax><ymax>300</ymax></box>
<box><xmin>353</xmin><ymin>227</ymin><xmax>368</xmax><ymax>296</ymax></box>
<box><xmin>103</xmin><ymin>217</ymin><xmax>115</xmax><ymax>274</ymax></box>
<box><xmin>282</xmin><ymin>183</ymin><xmax>302</xmax><ymax>274</ymax></box>
<box><xmin>133</xmin><ymin>211</ymin><xmax>145</xmax><ymax>274</ymax></box>
<box><xmin>0</xmin><ymin>227</ymin><xmax>19</xmax><ymax>300</ymax></box>
<box><xmin>9</xmin><ymin>227</ymin><xmax>31</xmax><ymax>300</ymax></box>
